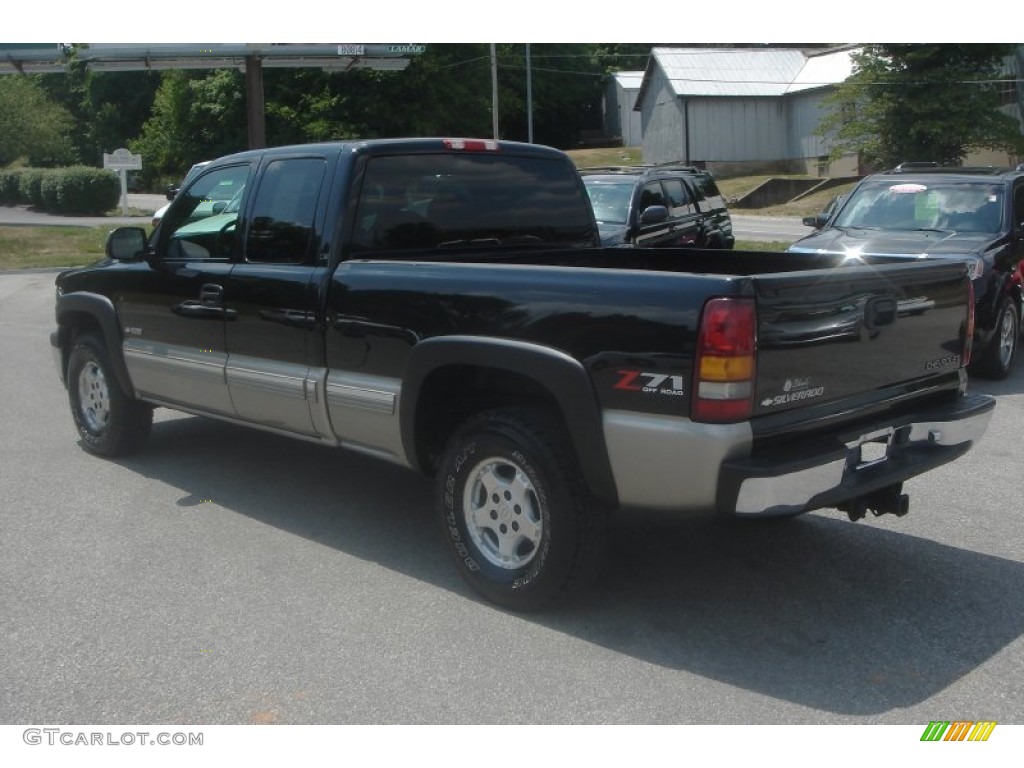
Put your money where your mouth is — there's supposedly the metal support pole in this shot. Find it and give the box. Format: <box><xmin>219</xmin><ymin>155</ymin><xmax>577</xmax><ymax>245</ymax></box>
<box><xmin>245</xmin><ymin>55</ymin><xmax>266</xmax><ymax>149</ymax></box>
<box><xmin>490</xmin><ymin>43</ymin><xmax>499</xmax><ymax>140</ymax></box>
<box><xmin>526</xmin><ymin>44</ymin><xmax>533</xmax><ymax>143</ymax></box>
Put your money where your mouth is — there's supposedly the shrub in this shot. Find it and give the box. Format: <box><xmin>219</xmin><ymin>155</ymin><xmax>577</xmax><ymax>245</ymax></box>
<box><xmin>49</xmin><ymin>167</ymin><xmax>120</xmax><ymax>214</ymax></box>
<box><xmin>17</xmin><ymin>168</ymin><xmax>50</xmax><ymax>207</ymax></box>
<box><xmin>2</xmin><ymin>166</ymin><xmax>120</xmax><ymax>214</ymax></box>
<box><xmin>0</xmin><ymin>170</ymin><xmax>21</xmax><ymax>205</ymax></box>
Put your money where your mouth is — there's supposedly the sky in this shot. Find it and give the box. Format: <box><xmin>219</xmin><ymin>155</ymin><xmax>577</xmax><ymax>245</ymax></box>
<box><xmin>11</xmin><ymin>2</ymin><xmax>1000</xmax><ymax>45</ymax></box>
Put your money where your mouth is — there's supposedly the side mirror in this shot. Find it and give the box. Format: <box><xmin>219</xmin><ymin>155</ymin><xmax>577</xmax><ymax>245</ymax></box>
<box><xmin>802</xmin><ymin>213</ymin><xmax>831</xmax><ymax>229</ymax></box>
<box><xmin>165</xmin><ymin>185</ymin><xmax>179</xmax><ymax>201</ymax></box>
<box><xmin>212</xmin><ymin>201</ymin><xmax>227</xmax><ymax>215</ymax></box>
<box><xmin>106</xmin><ymin>227</ymin><xmax>148</xmax><ymax>262</ymax></box>
<box><xmin>639</xmin><ymin>205</ymin><xmax>669</xmax><ymax>225</ymax></box>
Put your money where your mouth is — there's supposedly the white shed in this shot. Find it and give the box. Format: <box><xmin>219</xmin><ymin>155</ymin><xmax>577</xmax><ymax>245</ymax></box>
<box><xmin>635</xmin><ymin>47</ymin><xmax>858</xmax><ymax>176</ymax></box>
<box><xmin>603</xmin><ymin>71</ymin><xmax>644</xmax><ymax>147</ymax></box>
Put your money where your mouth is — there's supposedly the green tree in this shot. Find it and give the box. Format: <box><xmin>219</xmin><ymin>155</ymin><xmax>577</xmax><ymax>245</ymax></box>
<box><xmin>36</xmin><ymin>47</ymin><xmax>161</xmax><ymax>167</ymax></box>
<box><xmin>820</xmin><ymin>44</ymin><xmax>1024</xmax><ymax>169</ymax></box>
<box><xmin>130</xmin><ymin>69</ymin><xmax>247</xmax><ymax>186</ymax></box>
<box><xmin>0</xmin><ymin>76</ymin><xmax>75</xmax><ymax>167</ymax></box>
<box><xmin>263</xmin><ymin>44</ymin><xmax>654</xmax><ymax>149</ymax></box>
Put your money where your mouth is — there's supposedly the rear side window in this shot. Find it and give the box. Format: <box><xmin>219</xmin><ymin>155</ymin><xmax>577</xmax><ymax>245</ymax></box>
<box><xmin>351</xmin><ymin>153</ymin><xmax>596</xmax><ymax>252</ymax></box>
<box><xmin>696</xmin><ymin>174</ymin><xmax>721</xmax><ymax>199</ymax></box>
<box><xmin>245</xmin><ymin>157</ymin><xmax>327</xmax><ymax>264</ymax></box>
<box><xmin>663</xmin><ymin>178</ymin><xmax>696</xmax><ymax>215</ymax></box>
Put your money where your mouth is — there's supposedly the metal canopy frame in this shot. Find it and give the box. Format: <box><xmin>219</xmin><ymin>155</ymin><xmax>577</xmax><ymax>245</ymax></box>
<box><xmin>0</xmin><ymin>43</ymin><xmax>426</xmax><ymax>148</ymax></box>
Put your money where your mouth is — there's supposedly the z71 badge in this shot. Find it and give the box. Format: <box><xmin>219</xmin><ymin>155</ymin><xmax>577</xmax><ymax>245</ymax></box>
<box><xmin>614</xmin><ymin>370</ymin><xmax>685</xmax><ymax>397</ymax></box>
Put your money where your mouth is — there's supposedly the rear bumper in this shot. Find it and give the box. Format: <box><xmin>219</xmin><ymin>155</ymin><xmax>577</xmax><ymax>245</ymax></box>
<box><xmin>717</xmin><ymin>392</ymin><xmax>994</xmax><ymax>517</ymax></box>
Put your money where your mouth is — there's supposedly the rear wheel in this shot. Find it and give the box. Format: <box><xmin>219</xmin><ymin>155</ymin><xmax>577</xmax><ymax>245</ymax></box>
<box><xmin>435</xmin><ymin>408</ymin><xmax>607</xmax><ymax>611</ymax></box>
<box><xmin>67</xmin><ymin>333</ymin><xmax>152</xmax><ymax>456</ymax></box>
<box><xmin>973</xmin><ymin>300</ymin><xmax>1019</xmax><ymax>380</ymax></box>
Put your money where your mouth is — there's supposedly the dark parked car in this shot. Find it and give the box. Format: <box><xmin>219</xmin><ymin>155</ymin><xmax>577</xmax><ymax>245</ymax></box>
<box><xmin>789</xmin><ymin>163</ymin><xmax>1024</xmax><ymax>378</ymax></box>
<box><xmin>580</xmin><ymin>165</ymin><xmax>734</xmax><ymax>249</ymax></box>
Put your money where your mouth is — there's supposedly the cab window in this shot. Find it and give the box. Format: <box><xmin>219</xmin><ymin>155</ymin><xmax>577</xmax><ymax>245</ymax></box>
<box><xmin>351</xmin><ymin>153</ymin><xmax>595</xmax><ymax>252</ymax></box>
<box><xmin>159</xmin><ymin>165</ymin><xmax>249</xmax><ymax>261</ymax></box>
<box><xmin>245</xmin><ymin>158</ymin><xmax>327</xmax><ymax>264</ymax></box>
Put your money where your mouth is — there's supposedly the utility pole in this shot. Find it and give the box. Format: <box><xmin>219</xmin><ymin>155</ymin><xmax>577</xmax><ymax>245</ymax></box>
<box><xmin>245</xmin><ymin>55</ymin><xmax>266</xmax><ymax>150</ymax></box>
<box><xmin>490</xmin><ymin>43</ymin><xmax>499</xmax><ymax>140</ymax></box>
<box><xmin>526</xmin><ymin>44</ymin><xmax>533</xmax><ymax>143</ymax></box>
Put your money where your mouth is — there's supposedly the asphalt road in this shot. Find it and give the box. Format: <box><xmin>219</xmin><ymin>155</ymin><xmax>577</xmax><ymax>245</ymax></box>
<box><xmin>1</xmin><ymin>270</ymin><xmax>1022</xmax><ymax>727</ymax></box>
<box><xmin>0</xmin><ymin>197</ymin><xmax>807</xmax><ymax>245</ymax></box>
<box><xmin>0</xmin><ymin>194</ymin><xmax>167</xmax><ymax>229</ymax></box>
<box><xmin>731</xmin><ymin>213</ymin><xmax>809</xmax><ymax>244</ymax></box>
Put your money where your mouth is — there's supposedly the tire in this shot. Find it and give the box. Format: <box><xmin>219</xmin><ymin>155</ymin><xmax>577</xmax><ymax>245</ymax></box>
<box><xmin>973</xmin><ymin>300</ymin><xmax>1019</xmax><ymax>380</ymax></box>
<box><xmin>67</xmin><ymin>332</ymin><xmax>152</xmax><ymax>456</ymax></box>
<box><xmin>435</xmin><ymin>408</ymin><xmax>608</xmax><ymax>611</ymax></box>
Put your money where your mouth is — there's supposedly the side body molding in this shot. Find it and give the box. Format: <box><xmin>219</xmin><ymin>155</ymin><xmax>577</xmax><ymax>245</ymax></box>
<box><xmin>55</xmin><ymin>292</ymin><xmax>135</xmax><ymax>397</ymax></box>
<box><xmin>400</xmin><ymin>336</ymin><xmax>619</xmax><ymax>506</ymax></box>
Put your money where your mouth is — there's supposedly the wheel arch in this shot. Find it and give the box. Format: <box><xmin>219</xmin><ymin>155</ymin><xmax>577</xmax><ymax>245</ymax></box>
<box><xmin>55</xmin><ymin>292</ymin><xmax>135</xmax><ymax>397</ymax></box>
<box><xmin>400</xmin><ymin>336</ymin><xmax>619</xmax><ymax>506</ymax></box>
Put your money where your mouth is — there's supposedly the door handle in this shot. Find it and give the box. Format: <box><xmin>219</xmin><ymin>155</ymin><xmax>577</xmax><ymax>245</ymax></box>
<box><xmin>199</xmin><ymin>283</ymin><xmax>223</xmax><ymax>307</ymax></box>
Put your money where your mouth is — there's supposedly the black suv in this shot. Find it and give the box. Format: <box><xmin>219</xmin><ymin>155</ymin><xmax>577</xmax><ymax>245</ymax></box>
<box><xmin>580</xmin><ymin>165</ymin><xmax>734</xmax><ymax>249</ymax></box>
<box><xmin>789</xmin><ymin>163</ymin><xmax>1024</xmax><ymax>379</ymax></box>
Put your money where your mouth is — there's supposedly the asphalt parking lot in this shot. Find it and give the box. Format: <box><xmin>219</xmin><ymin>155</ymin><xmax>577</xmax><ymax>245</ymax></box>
<box><xmin>1</xmin><ymin>269</ymin><xmax>1022</xmax><ymax>726</ymax></box>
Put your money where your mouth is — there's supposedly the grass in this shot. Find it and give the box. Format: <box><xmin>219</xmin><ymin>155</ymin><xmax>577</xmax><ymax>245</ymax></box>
<box><xmin>0</xmin><ymin>224</ymin><xmax>798</xmax><ymax>273</ymax></box>
<box><xmin>565</xmin><ymin>149</ymin><xmax>857</xmax><ymax>219</ymax></box>
<box><xmin>567</xmin><ymin>147</ymin><xmax>643</xmax><ymax>168</ymax></box>
<box><xmin>733</xmin><ymin>240</ymin><xmax>796</xmax><ymax>252</ymax></box>
<box><xmin>0</xmin><ymin>167</ymin><xmax>816</xmax><ymax>270</ymax></box>
<box><xmin>0</xmin><ymin>226</ymin><xmax>109</xmax><ymax>271</ymax></box>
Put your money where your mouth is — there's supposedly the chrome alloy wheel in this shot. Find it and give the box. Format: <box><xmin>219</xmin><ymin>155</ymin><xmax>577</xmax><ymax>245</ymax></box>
<box><xmin>997</xmin><ymin>305</ymin><xmax>1017</xmax><ymax>370</ymax></box>
<box><xmin>77</xmin><ymin>361</ymin><xmax>111</xmax><ymax>433</ymax></box>
<box><xmin>462</xmin><ymin>457</ymin><xmax>543</xmax><ymax>569</ymax></box>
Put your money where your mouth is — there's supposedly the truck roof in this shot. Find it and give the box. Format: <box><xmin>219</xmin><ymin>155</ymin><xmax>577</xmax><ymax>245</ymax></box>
<box><xmin>211</xmin><ymin>138</ymin><xmax>572</xmax><ymax>166</ymax></box>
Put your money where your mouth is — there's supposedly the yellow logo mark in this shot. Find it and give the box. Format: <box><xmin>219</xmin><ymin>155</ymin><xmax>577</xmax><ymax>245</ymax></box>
<box><xmin>921</xmin><ymin>721</ymin><xmax>996</xmax><ymax>742</ymax></box>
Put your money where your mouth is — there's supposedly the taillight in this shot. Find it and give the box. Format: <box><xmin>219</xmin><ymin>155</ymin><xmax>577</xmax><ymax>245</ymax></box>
<box><xmin>693</xmin><ymin>297</ymin><xmax>757</xmax><ymax>423</ymax></box>
<box><xmin>963</xmin><ymin>279</ymin><xmax>975</xmax><ymax>367</ymax></box>
<box><xmin>443</xmin><ymin>138</ymin><xmax>499</xmax><ymax>152</ymax></box>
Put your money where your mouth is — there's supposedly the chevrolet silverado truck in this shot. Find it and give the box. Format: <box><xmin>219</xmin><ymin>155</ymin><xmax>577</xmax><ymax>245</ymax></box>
<box><xmin>51</xmin><ymin>138</ymin><xmax>995</xmax><ymax>610</ymax></box>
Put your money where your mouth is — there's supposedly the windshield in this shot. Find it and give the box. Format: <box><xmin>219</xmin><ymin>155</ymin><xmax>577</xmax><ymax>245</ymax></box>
<box><xmin>833</xmin><ymin>180</ymin><xmax>1004</xmax><ymax>234</ymax></box>
<box><xmin>583</xmin><ymin>179</ymin><xmax>635</xmax><ymax>225</ymax></box>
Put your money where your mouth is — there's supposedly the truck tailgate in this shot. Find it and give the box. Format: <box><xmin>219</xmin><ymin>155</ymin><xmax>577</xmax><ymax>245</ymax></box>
<box><xmin>751</xmin><ymin>259</ymin><xmax>971</xmax><ymax>416</ymax></box>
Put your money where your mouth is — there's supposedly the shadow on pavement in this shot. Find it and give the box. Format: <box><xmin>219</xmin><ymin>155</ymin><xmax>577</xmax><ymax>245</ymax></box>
<box><xmin>112</xmin><ymin>412</ymin><xmax>1024</xmax><ymax>717</ymax></box>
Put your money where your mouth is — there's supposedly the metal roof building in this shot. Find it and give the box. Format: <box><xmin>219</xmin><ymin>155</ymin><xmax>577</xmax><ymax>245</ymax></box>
<box><xmin>635</xmin><ymin>46</ymin><xmax>858</xmax><ymax>175</ymax></box>
<box><xmin>603</xmin><ymin>70</ymin><xmax>644</xmax><ymax>147</ymax></box>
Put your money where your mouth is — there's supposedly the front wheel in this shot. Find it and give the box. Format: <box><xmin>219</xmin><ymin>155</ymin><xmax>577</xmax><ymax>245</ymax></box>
<box><xmin>973</xmin><ymin>300</ymin><xmax>1019</xmax><ymax>380</ymax></box>
<box><xmin>436</xmin><ymin>408</ymin><xmax>607</xmax><ymax>611</ymax></box>
<box><xmin>67</xmin><ymin>333</ymin><xmax>152</xmax><ymax>456</ymax></box>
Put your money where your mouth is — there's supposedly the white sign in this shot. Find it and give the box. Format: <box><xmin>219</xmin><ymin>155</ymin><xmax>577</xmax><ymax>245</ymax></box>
<box><xmin>387</xmin><ymin>44</ymin><xmax>426</xmax><ymax>54</ymax></box>
<box><xmin>103</xmin><ymin>148</ymin><xmax>142</xmax><ymax>171</ymax></box>
<box><xmin>103</xmin><ymin>148</ymin><xmax>143</xmax><ymax>214</ymax></box>
<box><xmin>337</xmin><ymin>44</ymin><xmax>365</xmax><ymax>56</ymax></box>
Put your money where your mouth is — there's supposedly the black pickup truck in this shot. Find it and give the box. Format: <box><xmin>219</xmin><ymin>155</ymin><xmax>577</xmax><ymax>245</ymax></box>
<box><xmin>51</xmin><ymin>138</ymin><xmax>994</xmax><ymax>610</ymax></box>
